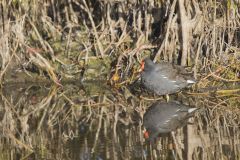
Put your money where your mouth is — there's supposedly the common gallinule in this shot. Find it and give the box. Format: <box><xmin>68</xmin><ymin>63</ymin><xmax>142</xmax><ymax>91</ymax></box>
<box><xmin>143</xmin><ymin>101</ymin><xmax>197</xmax><ymax>141</ymax></box>
<box><xmin>140</xmin><ymin>58</ymin><xmax>195</xmax><ymax>96</ymax></box>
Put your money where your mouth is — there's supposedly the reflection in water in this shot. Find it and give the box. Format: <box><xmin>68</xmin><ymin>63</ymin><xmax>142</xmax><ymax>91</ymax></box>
<box><xmin>0</xmin><ymin>82</ymin><xmax>239</xmax><ymax>159</ymax></box>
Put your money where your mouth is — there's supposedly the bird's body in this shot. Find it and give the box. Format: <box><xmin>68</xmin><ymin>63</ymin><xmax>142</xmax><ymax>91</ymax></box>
<box><xmin>143</xmin><ymin>101</ymin><xmax>197</xmax><ymax>141</ymax></box>
<box><xmin>141</xmin><ymin>58</ymin><xmax>195</xmax><ymax>95</ymax></box>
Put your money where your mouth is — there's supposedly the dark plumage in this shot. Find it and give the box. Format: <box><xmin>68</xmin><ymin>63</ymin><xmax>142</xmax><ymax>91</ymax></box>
<box><xmin>143</xmin><ymin>101</ymin><xmax>197</xmax><ymax>141</ymax></box>
<box><xmin>140</xmin><ymin>58</ymin><xmax>195</xmax><ymax>95</ymax></box>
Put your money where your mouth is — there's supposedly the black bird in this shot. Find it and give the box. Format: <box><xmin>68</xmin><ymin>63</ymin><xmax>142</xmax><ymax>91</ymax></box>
<box><xmin>140</xmin><ymin>58</ymin><xmax>195</xmax><ymax>96</ymax></box>
<box><xmin>143</xmin><ymin>101</ymin><xmax>197</xmax><ymax>141</ymax></box>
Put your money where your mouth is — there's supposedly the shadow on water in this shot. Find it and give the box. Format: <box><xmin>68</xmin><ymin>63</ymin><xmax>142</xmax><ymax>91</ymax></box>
<box><xmin>0</xmin><ymin>81</ymin><xmax>239</xmax><ymax>160</ymax></box>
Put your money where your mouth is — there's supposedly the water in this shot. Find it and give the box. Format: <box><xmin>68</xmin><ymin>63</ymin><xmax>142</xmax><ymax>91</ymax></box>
<box><xmin>0</xmin><ymin>81</ymin><xmax>239</xmax><ymax>160</ymax></box>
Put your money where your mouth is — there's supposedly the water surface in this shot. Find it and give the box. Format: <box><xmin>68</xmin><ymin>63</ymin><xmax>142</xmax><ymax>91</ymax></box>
<box><xmin>0</xmin><ymin>81</ymin><xmax>239</xmax><ymax>160</ymax></box>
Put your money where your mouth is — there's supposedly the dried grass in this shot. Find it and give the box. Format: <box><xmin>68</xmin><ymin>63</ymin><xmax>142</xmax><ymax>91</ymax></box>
<box><xmin>0</xmin><ymin>0</ymin><xmax>239</xmax><ymax>159</ymax></box>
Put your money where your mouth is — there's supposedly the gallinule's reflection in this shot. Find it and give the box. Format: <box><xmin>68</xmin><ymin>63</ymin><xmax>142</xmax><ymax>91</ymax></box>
<box><xmin>143</xmin><ymin>101</ymin><xmax>198</xmax><ymax>141</ymax></box>
<box><xmin>140</xmin><ymin>58</ymin><xmax>195</xmax><ymax>96</ymax></box>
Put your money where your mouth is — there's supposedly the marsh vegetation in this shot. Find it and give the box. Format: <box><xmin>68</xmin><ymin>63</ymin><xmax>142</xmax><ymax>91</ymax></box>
<box><xmin>0</xmin><ymin>0</ymin><xmax>239</xmax><ymax>159</ymax></box>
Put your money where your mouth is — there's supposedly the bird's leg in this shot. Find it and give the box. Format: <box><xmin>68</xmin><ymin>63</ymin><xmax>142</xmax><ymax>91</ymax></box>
<box><xmin>164</xmin><ymin>94</ymin><xmax>170</xmax><ymax>102</ymax></box>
